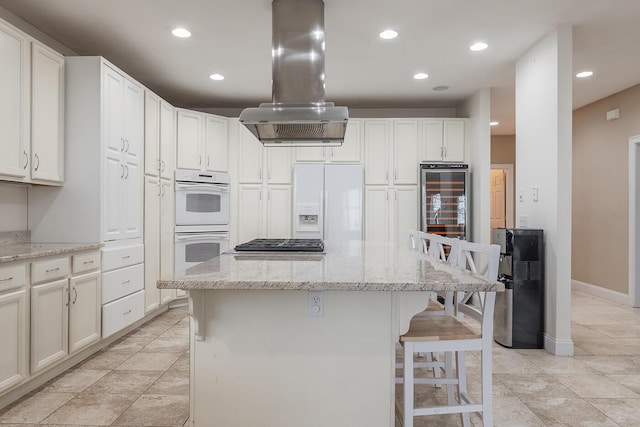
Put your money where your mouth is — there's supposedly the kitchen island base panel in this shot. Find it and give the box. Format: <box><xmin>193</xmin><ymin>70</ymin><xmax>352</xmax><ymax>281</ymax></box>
<box><xmin>189</xmin><ymin>290</ymin><xmax>426</xmax><ymax>427</ymax></box>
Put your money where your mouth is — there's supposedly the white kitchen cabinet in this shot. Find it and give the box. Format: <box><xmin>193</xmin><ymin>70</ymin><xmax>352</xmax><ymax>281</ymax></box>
<box><xmin>237</xmin><ymin>185</ymin><xmax>264</xmax><ymax>243</ymax></box>
<box><xmin>266</xmin><ymin>147</ymin><xmax>293</xmax><ymax>184</ymax></box>
<box><xmin>238</xmin><ymin>124</ymin><xmax>264</xmax><ymax>183</ymax></box>
<box><xmin>68</xmin><ymin>270</ymin><xmax>101</xmax><ymax>353</ymax></box>
<box><xmin>364</xmin><ymin>120</ymin><xmax>391</xmax><ymax>185</ymax></box>
<box><xmin>0</xmin><ymin>20</ymin><xmax>29</xmax><ymax>181</ymax></box>
<box><xmin>205</xmin><ymin>115</ymin><xmax>228</xmax><ymax>172</ymax></box>
<box><xmin>144</xmin><ymin>92</ymin><xmax>160</xmax><ymax>177</ymax></box>
<box><xmin>176</xmin><ymin>109</ymin><xmax>229</xmax><ymax>173</ymax></box>
<box><xmin>294</xmin><ymin>119</ymin><xmax>362</xmax><ymax>163</ymax></box>
<box><xmin>30</xmin><ymin>277</ymin><xmax>69</xmax><ymax>373</ymax></box>
<box><xmin>364</xmin><ymin>185</ymin><xmax>418</xmax><ymax>244</ymax></box>
<box><xmin>30</xmin><ymin>41</ymin><xmax>64</xmax><ymax>184</ymax></box>
<box><xmin>266</xmin><ymin>186</ymin><xmax>292</xmax><ymax>237</ymax></box>
<box><xmin>144</xmin><ymin>175</ymin><xmax>161</xmax><ymax>313</ymax></box>
<box><xmin>176</xmin><ymin>109</ymin><xmax>203</xmax><ymax>170</ymax></box>
<box><xmin>159</xmin><ymin>179</ymin><xmax>176</xmax><ymax>304</ymax></box>
<box><xmin>0</xmin><ymin>262</ymin><xmax>28</xmax><ymax>394</ymax></box>
<box><xmin>29</xmin><ymin>57</ymin><xmax>144</xmax><ymax>245</ymax></box>
<box><xmin>160</xmin><ymin>101</ymin><xmax>175</xmax><ymax>180</ymax></box>
<box><xmin>393</xmin><ymin>120</ymin><xmax>419</xmax><ymax>185</ymax></box>
<box><xmin>364</xmin><ymin>186</ymin><xmax>390</xmax><ymax>241</ymax></box>
<box><xmin>421</xmin><ymin>119</ymin><xmax>465</xmax><ymax>162</ymax></box>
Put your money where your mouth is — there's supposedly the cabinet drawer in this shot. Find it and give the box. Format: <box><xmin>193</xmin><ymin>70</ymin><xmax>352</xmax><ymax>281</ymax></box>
<box><xmin>101</xmin><ymin>244</ymin><xmax>144</xmax><ymax>272</ymax></box>
<box><xmin>102</xmin><ymin>290</ymin><xmax>145</xmax><ymax>338</ymax></box>
<box><xmin>102</xmin><ymin>263</ymin><xmax>144</xmax><ymax>304</ymax></box>
<box><xmin>0</xmin><ymin>264</ymin><xmax>27</xmax><ymax>293</ymax></box>
<box><xmin>72</xmin><ymin>251</ymin><xmax>101</xmax><ymax>275</ymax></box>
<box><xmin>31</xmin><ymin>257</ymin><xmax>70</xmax><ymax>284</ymax></box>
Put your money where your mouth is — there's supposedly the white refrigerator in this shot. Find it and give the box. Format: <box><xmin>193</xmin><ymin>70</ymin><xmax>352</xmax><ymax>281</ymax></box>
<box><xmin>293</xmin><ymin>163</ymin><xmax>363</xmax><ymax>240</ymax></box>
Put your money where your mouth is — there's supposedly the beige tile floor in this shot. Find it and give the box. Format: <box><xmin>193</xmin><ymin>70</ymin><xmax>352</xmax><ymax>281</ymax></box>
<box><xmin>396</xmin><ymin>290</ymin><xmax>640</xmax><ymax>426</ymax></box>
<box><xmin>2</xmin><ymin>290</ymin><xmax>639</xmax><ymax>426</ymax></box>
<box><xmin>0</xmin><ymin>307</ymin><xmax>190</xmax><ymax>427</ymax></box>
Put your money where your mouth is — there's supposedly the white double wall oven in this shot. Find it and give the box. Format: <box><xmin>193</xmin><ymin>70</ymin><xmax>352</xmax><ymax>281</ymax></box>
<box><xmin>174</xmin><ymin>169</ymin><xmax>230</xmax><ymax>273</ymax></box>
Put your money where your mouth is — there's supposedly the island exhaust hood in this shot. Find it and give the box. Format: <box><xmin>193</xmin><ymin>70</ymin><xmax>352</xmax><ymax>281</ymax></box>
<box><xmin>239</xmin><ymin>0</ymin><xmax>348</xmax><ymax>147</ymax></box>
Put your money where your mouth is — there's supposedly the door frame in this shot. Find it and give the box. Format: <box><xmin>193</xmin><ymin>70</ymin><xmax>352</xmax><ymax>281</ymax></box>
<box><xmin>490</xmin><ymin>163</ymin><xmax>514</xmax><ymax>228</ymax></box>
<box><xmin>628</xmin><ymin>135</ymin><xmax>640</xmax><ymax>307</ymax></box>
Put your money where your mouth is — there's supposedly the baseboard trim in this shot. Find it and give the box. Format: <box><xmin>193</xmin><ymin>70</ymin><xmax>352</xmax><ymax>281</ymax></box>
<box><xmin>571</xmin><ymin>279</ymin><xmax>629</xmax><ymax>305</ymax></box>
<box><xmin>544</xmin><ymin>333</ymin><xmax>574</xmax><ymax>356</ymax></box>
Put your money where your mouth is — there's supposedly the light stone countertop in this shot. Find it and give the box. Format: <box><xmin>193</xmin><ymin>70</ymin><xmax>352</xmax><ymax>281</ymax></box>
<box><xmin>158</xmin><ymin>240</ymin><xmax>504</xmax><ymax>292</ymax></box>
<box><xmin>0</xmin><ymin>242</ymin><xmax>103</xmax><ymax>263</ymax></box>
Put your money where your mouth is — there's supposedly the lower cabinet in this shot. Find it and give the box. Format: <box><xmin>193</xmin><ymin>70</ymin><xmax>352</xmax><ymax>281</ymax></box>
<box><xmin>364</xmin><ymin>185</ymin><xmax>418</xmax><ymax>245</ymax></box>
<box><xmin>102</xmin><ymin>290</ymin><xmax>145</xmax><ymax>338</ymax></box>
<box><xmin>0</xmin><ymin>286</ymin><xmax>28</xmax><ymax>394</ymax></box>
<box><xmin>31</xmin><ymin>260</ymin><xmax>102</xmax><ymax>374</ymax></box>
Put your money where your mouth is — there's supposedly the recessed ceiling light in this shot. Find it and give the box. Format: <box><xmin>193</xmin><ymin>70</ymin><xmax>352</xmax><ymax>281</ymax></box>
<box><xmin>209</xmin><ymin>74</ymin><xmax>224</xmax><ymax>81</ymax></box>
<box><xmin>576</xmin><ymin>71</ymin><xmax>593</xmax><ymax>78</ymax></box>
<box><xmin>172</xmin><ymin>28</ymin><xmax>191</xmax><ymax>38</ymax></box>
<box><xmin>379</xmin><ymin>30</ymin><xmax>398</xmax><ymax>40</ymax></box>
<box><xmin>490</xmin><ymin>121</ymin><xmax>499</xmax><ymax>126</ymax></box>
<box><xmin>432</xmin><ymin>85</ymin><xmax>449</xmax><ymax>91</ymax></box>
<box><xmin>413</xmin><ymin>73</ymin><xmax>429</xmax><ymax>80</ymax></box>
<box><xmin>470</xmin><ymin>42</ymin><xmax>488</xmax><ymax>51</ymax></box>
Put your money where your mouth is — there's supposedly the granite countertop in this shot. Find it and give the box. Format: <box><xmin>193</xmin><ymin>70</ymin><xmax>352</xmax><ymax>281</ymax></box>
<box><xmin>158</xmin><ymin>240</ymin><xmax>504</xmax><ymax>292</ymax></box>
<box><xmin>0</xmin><ymin>242</ymin><xmax>103</xmax><ymax>263</ymax></box>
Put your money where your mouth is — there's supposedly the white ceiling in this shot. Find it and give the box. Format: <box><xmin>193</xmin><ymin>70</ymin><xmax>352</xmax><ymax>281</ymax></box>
<box><xmin>1</xmin><ymin>0</ymin><xmax>639</xmax><ymax>135</ymax></box>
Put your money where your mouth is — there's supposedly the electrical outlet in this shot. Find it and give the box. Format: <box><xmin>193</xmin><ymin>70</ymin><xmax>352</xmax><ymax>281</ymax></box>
<box><xmin>308</xmin><ymin>291</ymin><xmax>323</xmax><ymax>317</ymax></box>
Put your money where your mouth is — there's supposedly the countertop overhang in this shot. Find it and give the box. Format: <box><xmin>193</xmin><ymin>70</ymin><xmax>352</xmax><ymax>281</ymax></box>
<box><xmin>158</xmin><ymin>240</ymin><xmax>504</xmax><ymax>292</ymax></box>
<box><xmin>0</xmin><ymin>242</ymin><xmax>103</xmax><ymax>263</ymax></box>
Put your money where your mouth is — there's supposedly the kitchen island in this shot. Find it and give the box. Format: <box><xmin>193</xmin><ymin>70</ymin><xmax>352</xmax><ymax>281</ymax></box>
<box><xmin>158</xmin><ymin>240</ymin><xmax>502</xmax><ymax>427</ymax></box>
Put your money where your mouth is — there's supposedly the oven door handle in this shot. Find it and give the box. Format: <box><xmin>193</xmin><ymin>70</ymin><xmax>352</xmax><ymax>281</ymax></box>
<box><xmin>176</xmin><ymin>233</ymin><xmax>229</xmax><ymax>241</ymax></box>
<box><xmin>176</xmin><ymin>183</ymin><xmax>230</xmax><ymax>193</ymax></box>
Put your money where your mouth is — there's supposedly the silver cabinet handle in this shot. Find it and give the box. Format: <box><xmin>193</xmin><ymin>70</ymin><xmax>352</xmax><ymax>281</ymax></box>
<box><xmin>386</xmin><ymin>191</ymin><xmax>389</xmax><ymax>201</ymax></box>
<box><xmin>207</xmin><ymin>156</ymin><xmax>210</xmax><ymax>167</ymax></box>
<box><xmin>385</xmin><ymin>170</ymin><xmax>389</xmax><ymax>182</ymax></box>
<box><xmin>23</xmin><ymin>151</ymin><xmax>28</xmax><ymax>169</ymax></box>
<box><xmin>440</xmin><ymin>146</ymin><xmax>443</xmax><ymax>158</ymax></box>
<box><xmin>83</xmin><ymin>260</ymin><xmax>94</xmax><ymax>265</ymax></box>
<box><xmin>443</xmin><ymin>146</ymin><xmax>447</xmax><ymax>158</ymax></box>
<box><xmin>0</xmin><ymin>277</ymin><xmax>13</xmax><ymax>282</ymax></box>
<box><xmin>124</xmin><ymin>164</ymin><xmax>129</xmax><ymax>179</ymax></box>
<box><xmin>123</xmin><ymin>309</ymin><xmax>132</xmax><ymax>315</ymax></box>
<box><xmin>161</xmin><ymin>160</ymin><xmax>165</xmax><ymax>172</ymax></box>
<box><xmin>259</xmin><ymin>169</ymin><xmax>262</xmax><ymax>180</ymax></box>
<box><xmin>122</xmin><ymin>255</ymin><xmax>130</xmax><ymax>259</ymax></box>
<box><xmin>121</xmin><ymin>138</ymin><xmax>125</xmax><ymax>151</ymax></box>
<box><xmin>122</xmin><ymin>280</ymin><xmax>130</xmax><ymax>285</ymax></box>
<box><xmin>157</xmin><ymin>184</ymin><xmax>161</xmax><ymax>196</ymax></box>
<box><xmin>125</xmin><ymin>139</ymin><xmax>130</xmax><ymax>152</ymax></box>
<box><xmin>268</xmin><ymin>169</ymin><xmax>271</xmax><ymax>180</ymax></box>
<box><xmin>46</xmin><ymin>267</ymin><xmax>60</xmax><ymax>273</ymax></box>
<box><xmin>65</xmin><ymin>287</ymin><xmax>70</xmax><ymax>306</ymax></box>
<box><xmin>161</xmin><ymin>185</ymin><xmax>166</xmax><ymax>196</ymax></box>
<box><xmin>395</xmin><ymin>190</ymin><xmax>398</xmax><ymax>201</ymax></box>
<box><xmin>394</xmin><ymin>169</ymin><xmax>398</xmax><ymax>180</ymax></box>
<box><xmin>72</xmin><ymin>287</ymin><xmax>78</xmax><ymax>304</ymax></box>
<box><xmin>34</xmin><ymin>153</ymin><xmax>40</xmax><ymax>171</ymax></box>
<box><xmin>267</xmin><ymin>189</ymin><xmax>271</xmax><ymax>201</ymax></box>
<box><xmin>121</xmin><ymin>164</ymin><xmax>125</xmax><ymax>178</ymax></box>
<box><xmin>199</xmin><ymin>155</ymin><xmax>202</xmax><ymax>165</ymax></box>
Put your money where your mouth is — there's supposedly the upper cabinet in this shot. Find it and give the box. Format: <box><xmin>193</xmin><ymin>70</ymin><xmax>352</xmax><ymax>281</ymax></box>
<box><xmin>294</xmin><ymin>119</ymin><xmax>362</xmax><ymax>163</ymax></box>
<box><xmin>176</xmin><ymin>109</ymin><xmax>228</xmax><ymax>173</ymax></box>
<box><xmin>0</xmin><ymin>20</ymin><xmax>64</xmax><ymax>185</ymax></box>
<box><xmin>364</xmin><ymin>119</ymin><xmax>419</xmax><ymax>185</ymax></box>
<box><xmin>421</xmin><ymin>119</ymin><xmax>465</xmax><ymax>163</ymax></box>
<box><xmin>144</xmin><ymin>91</ymin><xmax>175</xmax><ymax>180</ymax></box>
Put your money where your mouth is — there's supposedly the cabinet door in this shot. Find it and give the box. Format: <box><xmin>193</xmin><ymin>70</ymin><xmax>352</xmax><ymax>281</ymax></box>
<box><xmin>364</xmin><ymin>120</ymin><xmax>390</xmax><ymax>185</ymax></box>
<box><xmin>266</xmin><ymin>147</ymin><xmax>292</xmax><ymax>184</ymax></box>
<box><xmin>144</xmin><ymin>176</ymin><xmax>160</xmax><ymax>313</ymax></box>
<box><xmin>364</xmin><ymin>186</ymin><xmax>390</xmax><ymax>241</ymax></box>
<box><xmin>238</xmin><ymin>125</ymin><xmax>263</xmax><ymax>183</ymax></box>
<box><xmin>122</xmin><ymin>158</ymin><xmax>142</xmax><ymax>239</ymax></box>
<box><xmin>102</xmin><ymin>65</ymin><xmax>125</xmax><ymax>161</ymax></box>
<box><xmin>394</xmin><ymin>186</ymin><xmax>419</xmax><ymax>245</ymax></box>
<box><xmin>144</xmin><ymin>91</ymin><xmax>160</xmax><ymax>176</ymax></box>
<box><xmin>330</xmin><ymin>119</ymin><xmax>362</xmax><ymax>162</ymax></box>
<box><xmin>31</xmin><ymin>41</ymin><xmax>64</xmax><ymax>183</ymax></box>
<box><xmin>103</xmin><ymin>152</ymin><xmax>123</xmax><ymax>241</ymax></box>
<box><xmin>393</xmin><ymin>120</ymin><xmax>419</xmax><ymax>184</ymax></box>
<box><xmin>421</xmin><ymin>120</ymin><xmax>444</xmax><ymax>162</ymax></box>
<box><xmin>160</xmin><ymin>179</ymin><xmax>175</xmax><ymax>305</ymax></box>
<box><xmin>31</xmin><ymin>278</ymin><xmax>69</xmax><ymax>373</ymax></box>
<box><xmin>238</xmin><ymin>185</ymin><xmax>263</xmax><ymax>243</ymax></box>
<box><xmin>159</xmin><ymin>101</ymin><xmax>175</xmax><ymax>180</ymax></box>
<box><xmin>0</xmin><ymin>288</ymin><xmax>27</xmax><ymax>393</ymax></box>
<box><xmin>0</xmin><ymin>22</ymin><xmax>29</xmax><ymax>180</ymax></box>
<box><xmin>443</xmin><ymin>120</ymin><xmax>465</xmax><ymax>162</ymax></box>
<box><xmin>69</xmin><ymin>271</ymin><xmax>101</xmax><ymax>353</ymax></box>
<box><xmin>204</xmin><ymin>115</ymin><xmax>228</xmax><ymax>172</ymax></box>
<box><xmin>176</xmin><ymin>110</ymin><xmax>203</xmax><ymax>170</ymax></box>
<box><xmin>294</xmin><ymin>146</ymin><xmax>325</xmax><ymax>162</ymax></box>
<box><xmin>122</xmin><ymin>77</ymin><xmax>143</xmax><ymax>167</ymax></box>
<box><xmin>266</xmin><ymin>185</ymin><xmax>292</xmax><ymax>238</ymax></box>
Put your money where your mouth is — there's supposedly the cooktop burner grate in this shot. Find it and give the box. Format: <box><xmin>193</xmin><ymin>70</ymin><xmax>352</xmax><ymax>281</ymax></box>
<box><xmin>234</xmin><ymin>238</ymin><xmax>324</xmax><ymax>252</ymax></box>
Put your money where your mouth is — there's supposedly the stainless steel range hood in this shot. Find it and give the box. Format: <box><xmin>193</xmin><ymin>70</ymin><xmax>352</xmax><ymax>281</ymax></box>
<box><xmin>239</xmin><ymin>0</ymin><xmax>348</xmax><ymax>147</ymax></box>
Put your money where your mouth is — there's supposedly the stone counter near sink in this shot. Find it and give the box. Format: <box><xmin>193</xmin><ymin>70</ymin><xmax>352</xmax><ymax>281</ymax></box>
<box><xmin>0</xmin><ymin>231</ymin><xmax>102</xmax><ymax>263</ymax></box>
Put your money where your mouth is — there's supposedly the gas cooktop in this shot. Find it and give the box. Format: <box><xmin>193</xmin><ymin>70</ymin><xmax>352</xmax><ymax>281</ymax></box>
<box><xmin>234</xmin><ymin>239</ymin><xmax>324</xmax><ymax>253</ymax></box>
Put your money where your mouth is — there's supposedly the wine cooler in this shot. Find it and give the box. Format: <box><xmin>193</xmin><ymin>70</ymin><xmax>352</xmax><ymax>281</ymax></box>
<box><xmin>420</xmin><ymin>163</ymin><xmax>470</xmax><ymax>240</ymax></box>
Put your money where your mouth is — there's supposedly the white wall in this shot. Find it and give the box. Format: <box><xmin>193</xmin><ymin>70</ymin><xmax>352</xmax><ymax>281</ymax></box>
<box><xmin>515</xmin><ymin>26</ymin><xmax>573</xmax><ymax>355</ymax></box>
<box><xmin>0</xmin><ymin>184</ymin><xmax>28</xmax><ymax>232</ymax></box>
<box><xmin>459</xmin><ymin>89</ymin><xmax>492</xmax><ymax>244</ymax></box>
